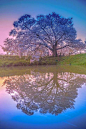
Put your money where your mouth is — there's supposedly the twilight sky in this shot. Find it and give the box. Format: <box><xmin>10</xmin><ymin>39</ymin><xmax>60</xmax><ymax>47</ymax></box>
<box><xmin>0</xmin><ymin>0</ymin><xmax>86</xmax><ymax>53</ymax></box>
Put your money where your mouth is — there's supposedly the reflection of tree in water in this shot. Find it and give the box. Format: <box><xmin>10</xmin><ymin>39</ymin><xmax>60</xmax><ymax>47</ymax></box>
<box><xmin>3</xmin><ymin>71</ymin><xmax>86</xmax><ymax>116</ymax></box>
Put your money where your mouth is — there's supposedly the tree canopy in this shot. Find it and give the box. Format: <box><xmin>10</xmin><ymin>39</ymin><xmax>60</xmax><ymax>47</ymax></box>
<box><xmin>3</xmin><ymin>12</ymin><xmax>85</xmax><ymax>57</ymax></box>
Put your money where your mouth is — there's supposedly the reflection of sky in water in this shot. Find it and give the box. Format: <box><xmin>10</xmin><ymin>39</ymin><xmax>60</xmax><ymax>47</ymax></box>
<box><xmin>0</xmin><ymin>72</ymin><xmax>86</xmax><ymax>129</ymax></box>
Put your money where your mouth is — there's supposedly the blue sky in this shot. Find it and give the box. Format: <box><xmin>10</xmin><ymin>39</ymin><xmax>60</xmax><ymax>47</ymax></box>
<box><xmin>0</xmin><ymin>0</ymin><xmax>86</xmax><ymax>53</ymax></box>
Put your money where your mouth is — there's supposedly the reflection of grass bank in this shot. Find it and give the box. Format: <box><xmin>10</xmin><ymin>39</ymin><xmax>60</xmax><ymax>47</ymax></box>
<box><xmin>0</xmin><ymin>53</ymin><xmax>86</xmax><ymax>66</ymax></box>
<box><xmin>1</xmin><ymin>65</ymin><xmax>86</xmax><ymax>77</ymax></box>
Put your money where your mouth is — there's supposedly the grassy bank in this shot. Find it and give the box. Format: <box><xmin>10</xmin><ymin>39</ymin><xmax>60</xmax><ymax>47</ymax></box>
<box><xmin>0</xmin><ymin>55</ymin><xmax>30</xmax><ymax>67</ymax></box>
<box><xmin>0</xmin><ymin>53</ymin><xmax>86</xmax><ymax>67</ymax></box>
<box><xmin>59</xmin><ymin>53</ymin><xmax>86</xmax><ymax>65</ymax></box>
<box><xmin>34</xmin><ymin>53</ymin><xmax>86</xmax><ymax>65</ymax></box>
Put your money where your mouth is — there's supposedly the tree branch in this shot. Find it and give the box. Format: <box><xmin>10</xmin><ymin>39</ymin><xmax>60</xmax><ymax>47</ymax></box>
<box><xmin>56</xmin><ymin>33</ymin><xmax>65</xmax><ymax>46</ymax></box>
<box><xmin>24</xmin><ymin>25</ymin><xmax>53</xmax><ymax>51</ymax></box>
<box><xmin>56</xmin><ymin>45</ymin><xmax>69</xmax><ymax>50</ymax></box>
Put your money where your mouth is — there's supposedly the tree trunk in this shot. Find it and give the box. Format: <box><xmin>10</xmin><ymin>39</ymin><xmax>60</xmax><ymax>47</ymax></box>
<box><xmin>18</xmin><ymin>50</ymin><xmax>23</xmax><ymax>58</ymax></box>
<box><xmin>53</xmin><ymin>45</ymin><xmax>57</xmax><ymax>57</ymax></box>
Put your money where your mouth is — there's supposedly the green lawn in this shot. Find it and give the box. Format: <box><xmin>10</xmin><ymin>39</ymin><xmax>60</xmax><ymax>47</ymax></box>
<box><xmin>34</xmin><ymin>53</ymin><xmax>86</xmax><ymax>65</ymax></box>
<box><xmin>0</xmin><ymin>55</ymin><xmax>30</xmax><ymax>67</ymax></box>
<box><xmin>59</xmin><ymin>53</ymin><xmax>86</xmax><ymax>65</ymax></box>
<box><xmin>0</xmin><ymin>53</ymin><xmax>86</xmax><ymax>67</ymax></box>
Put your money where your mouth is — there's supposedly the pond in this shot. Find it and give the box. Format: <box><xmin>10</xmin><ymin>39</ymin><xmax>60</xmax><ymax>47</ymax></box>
<box><xmin>0</xmin><ymin>65</ymin><xmax>86</xmax><ymax>129</ymax></box>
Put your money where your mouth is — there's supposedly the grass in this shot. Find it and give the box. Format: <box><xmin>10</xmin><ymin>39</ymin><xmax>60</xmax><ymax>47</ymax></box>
<box><xmin>32</xmin><ymin>56</ymin><xmax>62</xmax><ymax>65</ymax></box>
<box><xmin>0</xmin><ymin>55</ymin><xmax>30</xmax><ymax>67</ymax></box>
<box><xmin>0</xmin><ymin>53</ymin><xmax>86</xmax><ymax>67</ymax></box>
<box><xmin>59</xmin><ymin>53</ymin><xmax>86</xmax><ymax>65</ymax></box>
<box><xmin>33</xmin><ymin>53</ymin><xmax>86</xmax><ymax>66</ymax></box>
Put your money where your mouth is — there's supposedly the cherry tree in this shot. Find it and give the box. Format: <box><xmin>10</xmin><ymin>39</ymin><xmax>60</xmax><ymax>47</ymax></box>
<box><xmin>3</xmin><ymin>13</ymin><xmax>85</xmax><ymax>57</ymax></box>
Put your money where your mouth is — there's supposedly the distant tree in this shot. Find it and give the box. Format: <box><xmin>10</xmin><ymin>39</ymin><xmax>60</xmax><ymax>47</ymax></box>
<box><xmin>3</xmin><ymin>38</ymin><xmax>19</xmax><ymax>55</ymax></box>
<box><xmin>84</xmin><ymin>40</ymin><xmax>86</xmax><ymax>43</ymax></box>
<box><xmin>3</xmin><ymin>13</ymin><xmax>85</xmax><ymax>57</ymax></box>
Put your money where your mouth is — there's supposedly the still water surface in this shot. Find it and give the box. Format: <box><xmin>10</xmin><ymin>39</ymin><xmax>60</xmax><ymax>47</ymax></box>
<box><xmin>0</xmin><ymin>66</ymin><xmax>86</xmax><ymax>129</ymax></box>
